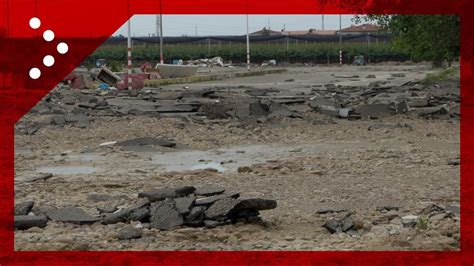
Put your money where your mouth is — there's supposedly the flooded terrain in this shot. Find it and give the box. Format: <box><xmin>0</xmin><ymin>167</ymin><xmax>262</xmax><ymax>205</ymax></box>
<box><xmin>14</xmin><ymin>64</ymin><xmax>460</xmax><ymax>251</ymax></box>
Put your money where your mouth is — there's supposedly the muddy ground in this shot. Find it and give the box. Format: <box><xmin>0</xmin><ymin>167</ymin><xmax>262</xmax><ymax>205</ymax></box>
<box><xmin>14</xmin><ymin>64</ymin><xmax>460</xmax><ymax>251</ymax></box>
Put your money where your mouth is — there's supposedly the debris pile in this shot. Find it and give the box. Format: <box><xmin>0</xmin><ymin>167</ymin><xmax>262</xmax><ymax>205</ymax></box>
<box><xmin>184</xmin><ymin>57</ymin><xmax>232</xmax><ymax>67</ymax></box>
<box><xmin>14</xmin><ymin>186</ymin><xmax>277</xmax><ymax>236</ymax></box>
<box><xmin>16</xmin><ymin>67</ymin><xmax>459</xmax><ymax>136</ymax></box>
<box><xmin>308</xmin><ymin>81</ymin><xmax>460</xmax><ymax>120</ymax></box>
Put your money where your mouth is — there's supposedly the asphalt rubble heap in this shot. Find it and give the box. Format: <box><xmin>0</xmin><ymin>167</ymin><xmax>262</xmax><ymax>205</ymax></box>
<box><xmin>15</xmin><ymin>66</ymin><xmax>459</xmax><ymax>136</ymax></box>
<box><xmin>14</xmin><ymin>186</ymin><xmax>277</xmax><ymax>239</ymax></box>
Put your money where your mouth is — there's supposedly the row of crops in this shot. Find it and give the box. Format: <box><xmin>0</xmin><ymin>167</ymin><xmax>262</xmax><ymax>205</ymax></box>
<box><xmin>87</xmin><ymin>42</ymin><xmax>410</xmax><ymax>66</ymax></box>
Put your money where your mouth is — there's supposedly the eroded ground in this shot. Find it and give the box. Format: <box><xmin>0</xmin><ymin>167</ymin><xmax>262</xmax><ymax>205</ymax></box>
<box><xmin>14</xmin><ymin>64</ymin><xmax>460</xmax><ymax>251</ymax></box>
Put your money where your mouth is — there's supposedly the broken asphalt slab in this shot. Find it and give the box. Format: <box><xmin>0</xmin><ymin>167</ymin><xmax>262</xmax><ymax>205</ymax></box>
<box><xmin>138</xmin><ymin>186</ymin><xmax>196</xmax><ymax>202</ymax></box>
<box><xmin>44</xmin><ymin>207</ymin><xmax>100</xmax><ymax>225</ymax></box>
<box><xmin>117</xmin><ymin>137</ymin><xmax>176</xmax><ymax>148</ymax></box>
<box><xmin>14</xmin><ymin>215</ymin><xmax>48</xmax><ymax>230</ymax></box>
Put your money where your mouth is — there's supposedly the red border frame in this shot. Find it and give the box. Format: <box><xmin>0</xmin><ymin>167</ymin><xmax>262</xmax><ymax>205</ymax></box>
<box><xmin>0</xmin><ymin>0</ymin><xmax>472</xmax><ymax>264</ymax></box>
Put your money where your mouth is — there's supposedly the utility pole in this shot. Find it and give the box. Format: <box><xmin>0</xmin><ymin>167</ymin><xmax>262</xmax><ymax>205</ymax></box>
<box><xmin>339</xmin><ymin>14</ymin><xmax>342</xmax><ymax>66</ymax></box>
<box><xmin>159</xmin><ymin>14</ymin><xmax>163</xmax><ymax>64</ymax></box>
<box><xmin>207</xmin><ymin>37</ymin><xmax>211</xmax><ymax>57</ymax></box>
<box><xmin>155</xmin><ymin>15</ymin><xmax>160</xmax><ymax>37</ymax></box>
<box><xmin>246</xmin><ymin>14</ymin><xmax>250</xmax><ymax>71</ymax></box>
<box><xmin>322</xmin><ymin>15</ymin><xmax>324</xmax><ymax>31</ymax></box>
<box><xmin>367</xmin><ymin>32</ymin><xmax>371</xmax><ymax>64</ymax></box>
<box><xmin>127</xmin><ymin>15</ymin><xmax>132</xmax><ymax>90</ymax></box>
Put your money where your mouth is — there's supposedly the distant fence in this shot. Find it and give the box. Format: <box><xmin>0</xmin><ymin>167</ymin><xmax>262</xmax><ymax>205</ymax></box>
<box><xmin>88</xmin><ymin>33</ymin><xmax>408</xmax><ymax>65</ymax></box>
<box><xmin>104</xmin><ymin>33</ymin><xmax>391</xmax><ymax>46</ymax></box>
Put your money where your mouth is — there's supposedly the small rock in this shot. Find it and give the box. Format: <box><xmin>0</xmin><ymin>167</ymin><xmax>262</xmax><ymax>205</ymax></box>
<box><xmin>316</xmin><ymin>207</ymin><xmax>347</xmax><ymax>214</ymax></box>
<box><xmin>118</xmin><ymin>225</ymin><xmax>143</xmax><ymax>240</ymax></box>
<box><xmin>445</xmin><ymin>204</ymin><xmax>460</xmax><ymax>215</ymax></box>
<box><xmin>341</xmin><ymin>217</ymin><xmax>354</xmax><ymax>232</ymax></box>
<box><xmin>237</xmin><ymin>166</ymin><xmax>252</xmax><ymax>173</ymax></box>
<box><xmin>324</xmin><ymin>217</ymin><xmax>354</xmax><ymax>233</ymax></box>
<box><xmin>447</xmin><ymin>159</ymin><xmax>460</xmax><ymax>166</ymax></box>
<box><xmin>421</xmin><ymin>203</ymin><xmax>445</xmax><ymax>215</ymax></box>
<box><xmin>401</xmin><ymin>215</ymin><xmax>419</xmax><ymax>228</ymax></box>
<box><xmin>51</xmin><ymin>115</ymin><xmax>66</xmax><ymax>126</ymax></box>
<box><xmin>353</xmin><ymin>219</ymin><xmax>364</xmax><ymax>230</ymax></box>
<box><xmin>232</xmin><ymin>198</ymin><xmax>277</xmax><ymax>212</ymax></box>
<box><xmin>323</xmin><ymin>219</ymin><xmax>342</xmax><ymax>233</ymax></box>
<box><xmin>204</xmin><ymin>220</ymin><xmax>220</xmax><ymax>229</ymax></box>
<box><xmin>14</xmin><ymin>215</ymin><xmax>47</xmax><ymax>230</ymax></box>
<box><xmin>384</xmin><ymin>210</ymin><xmax>400</xmax><ymax>220</ymax></box>
<box><xmin>14</xmin><ymin>201</ymin><xmax>35</xmax><ymax>216</ymax></box>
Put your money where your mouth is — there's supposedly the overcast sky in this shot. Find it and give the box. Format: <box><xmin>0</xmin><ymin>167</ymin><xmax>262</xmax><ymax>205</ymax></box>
<box><xmin>114</xmin><ymin>15</ymin><xmax>356</xmax><ymax>37</ymax></box>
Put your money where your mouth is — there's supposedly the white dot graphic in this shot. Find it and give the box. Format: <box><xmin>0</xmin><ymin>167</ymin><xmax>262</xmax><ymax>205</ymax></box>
<box><xmin>57</xmin><ymin>42</ymin><xmax>68</xmax><ymax>54</ymax></box>
<box><xmin>29</xmin><ymin>17</ymin><xmax>41</xmax><ymax>29</ymax></box>
<box><xmin>43</xmin><ymin>55</ymin><xmax>55</xmax><ymax>67</ymax></box>
<box><xmin>29</xmin><ymin>68</ymin><xmax>41</xmax><ymax>79</ymax></box>
<box><xmin>43</xmin><ymin>30</ymin><xmax>55</xmax><ymax>42</ymax></box>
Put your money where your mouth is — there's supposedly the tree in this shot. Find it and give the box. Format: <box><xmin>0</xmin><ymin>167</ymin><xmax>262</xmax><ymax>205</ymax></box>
<box><xmin>354</xmin><ymin>15</ymin><xmax>459</xmax><ymax>67</ymax></box>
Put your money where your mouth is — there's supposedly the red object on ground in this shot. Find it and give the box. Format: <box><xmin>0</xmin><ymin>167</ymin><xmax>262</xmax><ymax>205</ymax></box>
<box><xmin>116</xmin><ymin>73</ymin><xmax>145</xmax><ymax>90</ymax></box>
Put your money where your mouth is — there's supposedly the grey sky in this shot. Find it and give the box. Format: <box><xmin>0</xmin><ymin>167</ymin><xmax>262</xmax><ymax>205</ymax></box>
<box><xmin>114</xmin><ymin>15</ymin><xmax>356</xmax><ymax>37</ymax></box>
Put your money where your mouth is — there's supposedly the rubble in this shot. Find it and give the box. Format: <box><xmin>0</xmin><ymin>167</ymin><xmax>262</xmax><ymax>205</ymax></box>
<box><xmin>401</xmin><ymin>215</ymin><xmax>419</xmax><ymax>228</ymax></box>
<box><xmin>14</xmin><ymin>215</ymin><xmax>48</xmax><ymax>230</ymax></box>
<box><xmin>194</xmin><ymin>186</ymin><xmax>226</xmax><ymax>196</ymax></box>
<box><xmin>102</xmin><ymin>199</ymin><xmax>150</xmax><ymax>224</ymax></box>
<box><xmin>316</xmin><ymin>207</ymin><xmax>348</xmax><ymax>214</ymax></box>
<box><xmin>150</xmin><ymin>199</ymin><xmax>184</xmax><ymax>230</ymax></box>
<box><xmin>194</xmin><ymin>192</ymin><xmax>240</xmax><ymax>206</ymax></box>
<box><xmin>306</xmin><ymin>78</ymin><xmax>459</xmax><ymax>120</ymax></box>
<box><xmin>376</xmin><ymin>205</ymin><xmax>400</xmax><ymax>212</ymax></box>
<box><xmin>16</xmin><ymin>66</ymin><xmax>459</xmax><ymax>138</ymax></box>
<box><xmin>43</xmin><ymin>207</ymin><xmax>100</xmax><ymax>225</ymax></box>
<box><xmin>117</xmin><ymin>137</ymin><xmax>176</xmax><ymax>149</ymax></box>
<box><xmin>118</xmin><ymin>225</ymin><xmax>143</xmax><ymax>240</ymax></box>
<box><xmin>18</xmin><ymin>185</ymin><xmax>273</xmax><ymax>231</ymax></box>
<box><xmin>23</xmin><ymin>173</ymin><xmax>53</xmax><ymax>183</ymax></box>
<box><xmin>323</xmin><ymin>216</ymin><xmax>354</xmax><ymax>233</ymax></box>
<box><xmin>185</xmin><ymin>57</ymin><xmax>226</xmax><ymax>67</ymax></box>
<box><xmin>138</xmin><ymin>186</ymin><xmax>196</xmax><ymax>202</ymax></box>
<box><xmin>97</xmin><ymin>67</ymin><xmax>122</xmax><ymax>87</ymax></box>
<box><xmin>445</xmin><ymin>204</ymin><xmax>460</xmax><ymax>215</ymax></box>
<box><xmin>14</xmin><ymin>201</ymin><xmax>35</xmax><ymax>216</ymax></box>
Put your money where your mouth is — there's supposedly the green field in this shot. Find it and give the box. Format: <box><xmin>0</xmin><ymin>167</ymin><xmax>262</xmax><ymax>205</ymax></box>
<box><xmin>88</xmin><ymin>42</ymin><xmax>410</xmax><ymax>67</ymax></box>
